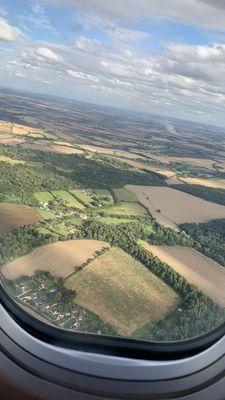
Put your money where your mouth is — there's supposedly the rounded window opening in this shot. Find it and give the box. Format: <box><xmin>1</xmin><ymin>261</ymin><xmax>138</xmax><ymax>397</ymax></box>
<box><xmin>1</xmin><ymin>1</ymin><xmax>225</xmax><ymax>347</ymax></box>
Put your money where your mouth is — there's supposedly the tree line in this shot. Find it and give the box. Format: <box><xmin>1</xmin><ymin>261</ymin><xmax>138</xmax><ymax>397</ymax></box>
<box><xmin>180</xmin><ymin>219</ymin><xmax>225</xmax><ymax>267</ymax></box>
<box><xmin>78</xmin><ymin>221</ymin><xmax>225</xmax><ymax>341</ymax></box>
<box><xmin>172</xmin><ymin>184</ymin><xmax>225</xmax><ymax>206</ymax></box>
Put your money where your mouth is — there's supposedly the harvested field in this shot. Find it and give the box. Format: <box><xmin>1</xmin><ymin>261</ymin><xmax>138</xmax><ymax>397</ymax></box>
<box><xmin>126</xmin><ymin>185</ymin><xmax>225</xmax><ymax>227</ymax></box>
<box><xmin>141</xmin><ymin>243</ymin><xmax>225</xmax><ymax>307</ymax></box>
<box><xmin>0</xmin><ymin>137</ymin><xmax>25</xmax><ymax>145</ymax></box>
<box><xmin>1</xmin><ymin>240</ymin><xmax>110</xmax><ymax>280</ymax></box>
<box><xmin>0</xmin><ymin>134</ymin><xmax>11</xmax><ymax>140</ymax></box>
<box><xmin>79</xmin><ymin>144</ymin><xmax>142</xmax><ymax>160</ymax></box>
<box><xmin>22</xmin><ymin>140</ymin><xmax>84</xmax><ymax>155</ymax></box>
<box><xmin>118</xmin><ymin>158</ymin><xmax>175</xmax><ymax>178</ymax></box>
<box><xmin>180</xmin><ymin>177</ymin><xmax>225</xmax><ymax>190</ymax></box>
<box><xmin>66</xmin><ymin>247</ymin><xmax>179</xmax><ymax>335</ymax></box>
<box><xmin>148</xmin><ymin>154</ymin><xmax>216</xmax><ymax>170</ymax></box>
<box><xmin>0</xmin><ymin>203</ymin><xmax>41</xmax><ymax>234</ymax></box>
<box><xmin>49</xmin><ymin>143</ymin><xmax>84</xmax><ymax>155</ymax></box>
<box><xmin>0</xmin><ymin>120</ymin><xmax>44</xmax><ymax>137</ymax></box>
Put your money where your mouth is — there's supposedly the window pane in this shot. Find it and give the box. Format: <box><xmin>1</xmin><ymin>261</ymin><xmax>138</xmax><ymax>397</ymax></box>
<box><xmin>1</xmin><ymin>1</ymin><xmax>225</xmax><ymax>343</ymax></box>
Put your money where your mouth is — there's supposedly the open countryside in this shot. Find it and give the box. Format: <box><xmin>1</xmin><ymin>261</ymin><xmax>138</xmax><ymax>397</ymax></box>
<box><xmin>1</xmin><ymin>240</ymin><xmax>110</xmax><ymax>279</ymax></box>
<box><xmin>1</xmin><ymin>89</ymin><xmax>225</xmax><ymax>341</ymax></box>
<box><xmin>127</xmin><ymin>186</ymin><xmax>225</xmax><ymax>226</ymax></box>
<box><xmin>141</xmin><ymin>243</ymin><xmax>225</xmax><ymax>307</ymax></box>
<box><xmin>0</xmin><ymin>203</ymin><xmax>41</xmax><ymax>234</ymax></box>
<box><xmin>179</xmin><ymin>177</ymin><xmax>225</xmax><ymax>190</ymax></box>
<box><xmin>66</xmin><ymin>247</ymin><xmax>179</xmax><ymax>335</ymax></box>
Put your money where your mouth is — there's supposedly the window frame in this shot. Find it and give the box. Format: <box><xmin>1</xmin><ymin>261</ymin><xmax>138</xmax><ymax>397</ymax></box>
<box><xmin>1</xmin><ymin>283</ymin><xmax>225</xmax><ymax>362</ymax></box>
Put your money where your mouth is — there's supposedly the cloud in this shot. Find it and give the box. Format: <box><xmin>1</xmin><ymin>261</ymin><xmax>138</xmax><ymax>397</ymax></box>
<box><xmin>18</xmin><ymin>1</ymin><xmax>56</xmax><ymax>33</ymax></box>
<box><xmin>36</xmin><ymin>47</ymin><xmax>59</xmax><ymax>61</ymax></box>
<box><xmin>0</xmin><ymin>17</ymin><xmax>26</xmax><ymax>42</ymax></box>
<box><xmin>48</xmin><ymin>0</ymin><xmax>225</xmax><ymax>30</ymax></box>
<box><xmin>67</xmin><ymin>69</ymin><xmax>99</xmax><ymax>82</ymax></box>
<box><xmin>74</xmin><ymin>36</ymin><xmax>102</xmax><ymax>52</ymax></box>
<box><xmin>198</xmin><ymin>0</ymin><xmax>225</xmax><ymax>10</ymax></box>
<box><xmin>104</xmin><ymin>26</ymin><xmax>150</xmax><ymax>44</ymax></box>
<box><xmin>1</xmin><ymin>1</ymin><xmax>225</xmax><ymax>125</ymax></box>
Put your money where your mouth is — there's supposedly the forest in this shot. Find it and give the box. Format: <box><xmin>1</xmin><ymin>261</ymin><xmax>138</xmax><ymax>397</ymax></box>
<box><xmin>173</xmin><ymin>184</ymin><xmax>225</xmax><ymax>206</ymax></box>
<box><xmin>180</xmin><ymin>219</ymin><xmax>225</xmax><ymax>267</ymax></box>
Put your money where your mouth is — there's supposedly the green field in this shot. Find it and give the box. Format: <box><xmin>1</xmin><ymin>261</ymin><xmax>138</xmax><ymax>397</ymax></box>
<box><xmin>93</xmin><ymin>189</ymin><xmax>112</xmax><ymax>196</ymax></box>
<box><xmin>35</xmin><ymin>208</ymin><xmax>56</xmax><ymax>220</ymax></box>
<box><xmin>66</xmin><ymin>216</ymin><xmax>84</xmax><ymax>226</ymax></box>
<box><xmin>50</xmin><ymin>223</ymin><xmax>72</xmax><ymax>236</ymax></box>
<box><xmin>113</xmin><ymin>187</ymin><xmax>138</xmax><ymax>202</ymax></box>
<box><xmin>100</xmin><ymin>202</ymin><xmax>148</xmax><ymax>217</ymax></box>
<box><xmin>36</xmin><ymin>226</ymin><xmax>53</xmax><ymax>235</ymax></box>
<box><xmin>93</xmin><ymin>189</ymin><xmax>114</xmax><ymax>204</ymax></box>
<box><xmin>33</xmin><ymin>191</ymin><xmax>54</xmax><ymax>203</ymax></box>
<box><xmin>70</xmin><ymin>190</ymin><xmax>93</xmax><ymax>206</ymax></box>
<box><xmin>66</xmin><ymin>247</ymin><xmax>179</xmax><ymax>335</ymax></box>
<box><xmin>99</xmin><ymin>217</ymin><xmax>138</xmax><ymax>225</ymax></box>
<box><xmin>51</xmin><ymin>191</ymin><xmax>84</xmax><ymax>209</ymax></box>
<box><xmin>0</xmin><ymin>155</ymin><xmax>25</xmax><ymax>165</ymax></box>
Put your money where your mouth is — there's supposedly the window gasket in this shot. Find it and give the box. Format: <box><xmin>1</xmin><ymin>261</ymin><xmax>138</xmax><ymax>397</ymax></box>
<box><xmin>1</xmin><ymin>284</ymin><xmax>225</xmax><ymax>361</ymax></box>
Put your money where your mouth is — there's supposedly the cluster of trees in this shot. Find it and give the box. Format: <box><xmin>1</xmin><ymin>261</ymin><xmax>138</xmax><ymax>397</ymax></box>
<box><xmin>70</xmin><ymin>156</ymin><xmax>165</xmax><ymax>188</ymax></box>
<box><xmin>0</xmin><ymin>162</ymin><xmax>75</xmax><ymax>205</ymax></box>
<box><xmin>173</xmin><ymin>184</ymin><xmax>225</xmax><ymax>206</ymax></box>
<box><xmin>78</xmin><ymin>220</ymin><xmax>225</xmax><ymax>341</ymax></box>
<box><xmin>79</xmin><ymin>308</ymin><xmax>116</xmax><ymax>336</ymax></box>
<box><xmin>0</xmin><ymin>227</ymin><xmax>55</xmax><ymax>267</ymax></box>
<box><xmin>180</xmin><ymin>219</ymin><xmax>225</xmax><ymax>267</ymax></box>
<box><xmin>0</xmin><ymin>144</ymin><xmax>165</xmax><ymax>202</ymax></box>
<box><xmin>149</xmin><ymin>222</ymin><xmax>193</xmax><ymax>246</ymax></box>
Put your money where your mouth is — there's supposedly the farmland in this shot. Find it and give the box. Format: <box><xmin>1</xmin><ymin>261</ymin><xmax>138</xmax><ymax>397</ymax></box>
<box><xmin>0</xmin><ymin>120</ymin><xmax>45</xmax><ymax>138</ymax></box>
<box><xmin>0</xmin><ymin>203</ymin><xmax>41</xmax><ymax>234</ymax></box>
<box><xmin>117</xmin><ymin>158</ymin><xmax>176</xmax><ymax>178</ymax></box>
<box><xmin>66</xmin><ymin>247</ymin><xmax>179</xmax><ymax>335</ymax></box>
<box><xmin>180</xmin><ymin>177</ymin><xmax>225</xmax><ymax>190</ymax></box>
<box><xmin>0</xmin><ymin>155</ymin><xmax>25</xmax><ymax>165</ymax></box>
<box><xmin>113</xmin><ymin>187</ymin><xmax>138</xmax><ymax>202</ymax></box>
<box><xmin>35</xmin><ymin>208</ymin><xmax>56</xmax><ymax>220</ymax></box>
<box><xmin>127</xmin><ymin>185</ymin><xmax>225</xmax><ymax>227</ymax></box>
<box><xmin>1</xmin><ymin>240</ymin><xmax>110</xmax><ymax>280</ymax></box>
<box><xmin>99</xmin><ymin>202</ymin><xmax>148</xmax><ymax>217</ymax></box>
<box><xmin>70</xmin><ymin>190</ymin><xmax>93</xmax><ymax>206</ymax></box>
<box><xmin>51</xmin><ymin>191</ymin><xmax>85</xmax><ymax>209</ymax></box>
<box><xmin>1</xmin><ymin>88</ymin><xmax>225</xmax><ymax>341</ymax></box>
<box><xmin>22</xmin><ymin>140</ymin><xmax>84</xmax><ymax>155</ymax></box>
<box><xmin>98</xmin><ymin>217</ymin><xmax>138</xmax><ymax>225</ymax></box>
<box><xmin>33</xmin><ymin>191</ymin><xmax>54</xmax><ymax>203</ymax></box>
<box><xmin>141</xmin><ymin>243</ymin><xmax>225</xmax><ymax>307</ymax></box>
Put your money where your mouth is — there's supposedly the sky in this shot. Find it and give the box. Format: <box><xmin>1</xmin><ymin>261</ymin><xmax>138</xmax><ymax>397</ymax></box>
<box><xmin>0</xmin><ymin>0</ymin><xmax>225</xmax><ymax>126</ymax></box>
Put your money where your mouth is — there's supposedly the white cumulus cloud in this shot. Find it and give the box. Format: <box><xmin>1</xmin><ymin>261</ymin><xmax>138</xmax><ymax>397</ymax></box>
<box><xmin>0</xmin><ymin>17</ymin><xmax>25</xmax><ymax>42</ymax></box>
<box><xmin>36</xmin><ymin>47</ymin><xmax>59</xmax><ymax>61</ymax></box>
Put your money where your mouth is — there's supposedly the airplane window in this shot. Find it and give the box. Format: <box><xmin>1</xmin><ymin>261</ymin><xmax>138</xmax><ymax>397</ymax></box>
<box><xmin>1</xmin><ymin>0</ymin><xmax>225</xmax><ymax>352</ymax></box>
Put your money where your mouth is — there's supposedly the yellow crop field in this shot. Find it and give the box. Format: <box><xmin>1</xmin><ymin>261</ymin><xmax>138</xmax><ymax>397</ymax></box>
<box><xmin>66</xmin><ymin>247</ymin><xmax>179</xmax><ymax>335</ymax></box>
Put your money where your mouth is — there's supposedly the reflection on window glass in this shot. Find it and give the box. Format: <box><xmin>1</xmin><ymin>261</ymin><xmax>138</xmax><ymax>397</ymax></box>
<box><xmin>1</xmin><ymin>1</ymin><xmax>225</xmax><ymax>342</ymax></box>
